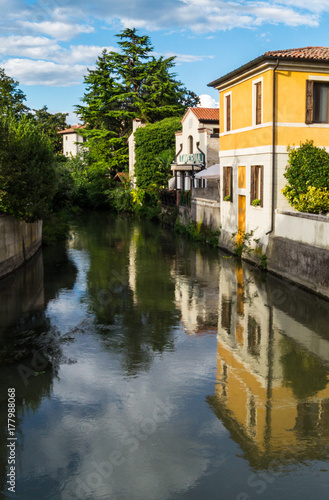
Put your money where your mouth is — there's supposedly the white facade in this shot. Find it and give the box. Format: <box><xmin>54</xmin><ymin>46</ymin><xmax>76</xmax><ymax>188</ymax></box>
<box><xmin>219</xmin><ymin>146</ymin><xmax>291</xmax><ymax>252</ymax></box>
<box><xmin>171</xmin><ymin>108</ymin><xmax>220</xmax><ymax>190</ymax></box>
<box><xmin>58</xmin><ymin>125</ymin><xmax>86</xmax><ymax>157</ymax></box>
<box><xmin>128</xmin><ymin>119</ymin><xmax>145</xmax><ymax>187</ymax></box>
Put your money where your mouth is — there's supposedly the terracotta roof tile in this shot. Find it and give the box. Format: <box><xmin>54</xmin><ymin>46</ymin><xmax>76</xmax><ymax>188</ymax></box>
<box><xmin>190</xmin><ymin>107</ymin><xmax>219</xmax><ymax>121</ymax></box>
<box><xmin>58</xmin><ymin>124</ymin><xmax>86</xmax><ymax>134</ymax></box>
<box><xmin>209</xmin><ymin>46</ymin><xmax>329</xmax><ymax>88</ymax></box>
<box><xmin>264</xmin><ymin>46</ymin><xmax>329</xmax><ymax>61</ymax></box>
<box><xmin>181</xmin><ymin>107</ymin><xmax>219</xmax><ymax>124</ymax></box>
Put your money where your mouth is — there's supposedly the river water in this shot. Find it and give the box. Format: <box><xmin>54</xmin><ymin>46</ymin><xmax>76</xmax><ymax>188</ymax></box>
<box><xmin>1</xmin><ymin>212</ymin><xmax>329</xmax><ymax>500</ymax></box>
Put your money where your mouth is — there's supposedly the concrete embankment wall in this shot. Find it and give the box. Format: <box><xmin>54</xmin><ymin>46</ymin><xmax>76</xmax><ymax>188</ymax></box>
<box><xmin>268</xmin><ymin>210</ymin><xmax>329</xmax><ymax>299</ymax></box>
<box><xmin>191</xmin><ymin>182</ymin><xmax>221</xmax><ymax>230</ymax></box>
<box><xmin>0</xmin><ymin>213</ymin><xmax>42</xmax><ymax>279</ymax></box>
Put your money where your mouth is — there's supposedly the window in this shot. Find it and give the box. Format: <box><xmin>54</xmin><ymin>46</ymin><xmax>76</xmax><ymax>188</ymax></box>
<box><xmin>222</xmin><ymin>166</ymin><xmax>233</xmax><ymax>201</ymax></box>
<box><xmin>250</xmin><ymin>165</ymin><xmax>263</xmax><ymax>207</ymax></box>
<box><xmin>213</xmin><ymin>128</ymin><xmax>219</xmax><ymax>134</ymax></box>
<box><xmin>306</xmin><ymin>80</ymin><xmax>329</xmax><ymax>124</ymax></box>
<box><xmin>221</xmin><ymin>298</ymin><xmax>232</xmax><ymax>334</ymax></box>
<box><xmin>254</xmin><ymin>80</ymin><xmax>262</xmax><ymax>125</ymax></box>
<box><xmin>188</xmin><ymin>135</ymin><xmax>193</xmax><ymax>154</ymax></box>
<box><xmin>247</xmin><ymin>316</ymin><xmax>261</xmax><ymax>357</ymax></box>
<box><xmin>224</xmin><ymin>93</ymin><xmax>231</xmax><ymax>132</ymax></box>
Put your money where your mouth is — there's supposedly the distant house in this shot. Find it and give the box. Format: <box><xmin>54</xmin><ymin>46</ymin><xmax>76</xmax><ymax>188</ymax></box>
<box><xmin>208</xmin><ymin>46</ymin><xmax>329</xmax><ymax>252</ymax></box>
<box><xmin>128</xmin><ymin>119</ymin><xmax>146</xmax><ymax>187</ymax></box>
<box><xmin>58</xmin><ymin>124</ymin><xmax>86</xmax><ymax>157</ymax></box>
<box><xmin>170</xmin><ymin>107</ymin><xmax>220</xmax><ymax>190</ymax></box>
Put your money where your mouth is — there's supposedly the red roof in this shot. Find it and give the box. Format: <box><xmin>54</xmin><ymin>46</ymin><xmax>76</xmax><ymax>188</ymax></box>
<box><xmin>265</xmin><ymin>46</ymin><xmax>329</xmax><ymax>61</ymax></box>
<box><xmin>58</xmin><ymin>124</ymin><xmax>86</xmax><ymax>135</ymax></box>
<box><xmin>182</xmin><ymin>107</ymin><xmax>219</xmax><ymax>124</ymax></box>
<box><xmin>209</xmin><ymin>46</ymin><xmax>329</xmax><ymax>88</ymax></box>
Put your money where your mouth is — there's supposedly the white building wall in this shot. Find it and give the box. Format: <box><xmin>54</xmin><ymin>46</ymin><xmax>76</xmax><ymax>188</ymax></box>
<box><xmin>275</xmin><ymin>210</ymin><xmax>329</xmax><ymax>249</ymax></box>
<box><xmin>63</xmin><ymin>132</ymin><xmax>84</xmax><ymax>157</ymax></box>
<box><xmin>128</xmin><ymin>119</ymin><xmax>145</xmax><ymax>188</ymax></box>
<box><xmin>219</xmin><ymin>147</ymin><xmax>292</xmax><ymax>251</ymax></box>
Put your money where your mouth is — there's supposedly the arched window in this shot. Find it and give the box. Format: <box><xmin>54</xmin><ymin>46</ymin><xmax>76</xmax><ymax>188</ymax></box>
<box><xmin>188</xmin><ymin>135</ymin><xmax>193</xmax><ymax>154</ymax></box>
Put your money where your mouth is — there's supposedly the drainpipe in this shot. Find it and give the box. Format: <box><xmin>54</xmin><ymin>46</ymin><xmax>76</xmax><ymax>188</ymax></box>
<box><xmin>266</xmin><ymin>59</ymin><xmax>279</xmax><ymax>236</ymax></box>
<box><xmin>173</xmin><ymin>143</ymin><xmax>183</xmax><ymax>191</ymax></box>
<box><xmin>196</xmin><ymin>142</ymin><xmax>206</xmax><ymax>187</ymax></box>
<box><xmin>175</xmin><ymin>143</ymin><xmax>183</xmax><ymax>162</ymax></box>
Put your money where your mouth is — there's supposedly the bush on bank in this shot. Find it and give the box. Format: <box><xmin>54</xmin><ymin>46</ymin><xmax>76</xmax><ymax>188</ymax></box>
<box><xmin>0</xmin><ymin>112</ymin><xmax>57</xmax><ymax>222</ymax></box>
<box><xmin>283</xmin><ymin>140</ymin><xmax>329</xmax><ymax>214</ymax></box>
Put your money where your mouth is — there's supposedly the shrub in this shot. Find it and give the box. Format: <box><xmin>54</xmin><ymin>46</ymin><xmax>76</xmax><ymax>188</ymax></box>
<box><xmin>0</xmin><ymin>112</ymin><xmax>57</xmax><ymax>222</ymax></box>
<box><xmin>283</xmin><ymin>140</ymin><xmax>329</xmax><ymax>213</ymax></box>
<box><xmin>289</xmin><ymin>185</ymin><xmax>329</xmax><ymax>214</ymax></box>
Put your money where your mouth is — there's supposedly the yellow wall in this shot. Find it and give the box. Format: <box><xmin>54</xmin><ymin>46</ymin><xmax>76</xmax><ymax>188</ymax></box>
<box><xmin>219</xmin><ymin>66</ymin><xmax>329</xmax><ymax>152</ymax></box>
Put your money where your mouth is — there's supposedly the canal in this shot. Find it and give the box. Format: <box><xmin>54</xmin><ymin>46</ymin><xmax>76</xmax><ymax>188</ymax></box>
<box><xmin>1</xmin><ymin>212</ymin><xmax>329</xmax><ymax>499</ymax></box>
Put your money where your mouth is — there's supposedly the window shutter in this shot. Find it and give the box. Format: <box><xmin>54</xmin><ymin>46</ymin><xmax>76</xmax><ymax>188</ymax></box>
<box><xmin>230</xmin><ymin>167</ymin><xmax>233</xmax><ymax>202</ymax></box>
<box><xmin>256</xmin><ymin>82</ymin><xmax>262</xmax><ymax>125</ymax></box>
<box><xmin>260</xmin><ymin>166</ymin><xmax>264</xmax><ymax>207</ymax></box>
<box><xmin>306</xmin><ymin>80</ymin><xmax>314</xmax><ymax>124</ymax></box>
<box><xmin>223</xmin><ymin>167</ymin><xmax>227</xmax><ymax>198</ymax></box>
<box><xmin>226</xmin><ymin>95</ymin><xmax>231</xmax><ymax>131</ymax></box>
<box><xmin>250</xmin><ymin>166</ymin><xmax>255</xmax><ymax>202</ymax></box>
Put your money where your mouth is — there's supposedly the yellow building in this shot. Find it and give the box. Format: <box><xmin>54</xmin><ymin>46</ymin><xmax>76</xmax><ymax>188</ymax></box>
<box><xmin>209</xmin><ymin>47</ymin><xmax>329</xmax><ymax>252</ymax></box>
<box><xmin>208</xmin><ymin>259</ymin><xmax>329</xmax><ymax>469</ymax></box>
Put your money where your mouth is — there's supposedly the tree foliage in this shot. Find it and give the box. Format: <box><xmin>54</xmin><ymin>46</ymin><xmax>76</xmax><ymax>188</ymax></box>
<box><xmin>134</xmin><ymin>117</ymin><xmax>181</xmax><ymax>189</ymax></box>
<box><xmin>0</xmin><ymin>112</ymin><xmax>57</xmax><ymax>222</ymax></box>
<box><xmin>76</xmin><ymin>28</ymin><xmax>199</xmax><ymax>176</ymax></box>
<box><xmin>283</xmin><ymin>140</ymin><xmax>329</xmax><ymax>213</ymax></box>
<box><xmin>32</xmin><ymin>105</ymin><xmax>68</xmax><ymax>154</ymax></box>
<box><xmin>0</xmin><ymin>68</ymin><xmax>29</xmax><ymax>118</ymax></box>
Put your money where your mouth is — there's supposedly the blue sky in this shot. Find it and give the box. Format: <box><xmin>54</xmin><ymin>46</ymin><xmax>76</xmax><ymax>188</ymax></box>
<box><xmin>2</xmin><ymin>0</ymin><xmax>329</xmax><ymax>123</ymax></box>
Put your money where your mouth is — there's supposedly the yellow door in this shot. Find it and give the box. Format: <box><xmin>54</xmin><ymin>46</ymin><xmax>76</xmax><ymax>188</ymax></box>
<box><xmin>238</xmin><ymin>166</ymin><xmax>246</xmax><ymax>189</ymax></box>
<box><xmin>237</xmin><ymin>195</ymin><xmax>246</xmax><ymax>244</ymax></box>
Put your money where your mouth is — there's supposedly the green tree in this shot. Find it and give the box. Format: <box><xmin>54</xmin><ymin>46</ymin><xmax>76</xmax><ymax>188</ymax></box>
<box><xmin>0</xmin><ymin>68</ymin><xmax>29</xmax><ymax>117</ymax></box>
<box><xmin>283</xmin><ymin>140</ymin><xmax>329</xmax><ymax>213</ymax></box>
<box><xmin>32</xmin><ymin>105</ymin><xmax>68</xmax><ymax>154</ymax></box>
<box><xmin>76</xmin><ymin>28</ymin><xmax>199</xmax><ymax>176</ymax></box>
<box><xmin>0</xmin><ymin>112</ymin><xmax>57</xmax><ymax>222</ymax></box>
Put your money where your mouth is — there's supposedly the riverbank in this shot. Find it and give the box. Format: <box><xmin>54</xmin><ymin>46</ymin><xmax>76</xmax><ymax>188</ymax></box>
<box><xmin>0</xmin><ymin>213</ymin><xmax>42</xmax><ymax>279</ymax></box>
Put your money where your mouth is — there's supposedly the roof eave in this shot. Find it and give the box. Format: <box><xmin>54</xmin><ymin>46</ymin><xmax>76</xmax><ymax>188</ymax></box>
<box><xmin>208</xmin><ymin>53</ymin><xmax>329</xmax><ymax>89</ymax></box>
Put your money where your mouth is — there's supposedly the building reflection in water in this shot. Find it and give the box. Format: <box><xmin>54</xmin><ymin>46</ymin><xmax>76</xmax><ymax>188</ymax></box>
<box><xmin>171</xmin><ymin>248</ymin><xmax>220</xmax><ymax>336</ymax></box>
<box><xmin>208</xmin><ymin>258</ymin><xmax>329</xmax><ymax>469</ymax></box>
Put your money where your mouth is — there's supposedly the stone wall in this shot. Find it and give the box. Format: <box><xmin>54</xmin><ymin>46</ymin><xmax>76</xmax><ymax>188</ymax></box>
<box><xmin>206</xmin><ymin>135</ymin><xmax>220</xmax><ymax>167</ymax></box>
<box><xmin>267</xmin><ymin>236</ymin><xmax>329</xmax><ymax>299</ymax></box>
<box><xmin>0</xmin><ymin>214</ymin><xmax>43</xmax><ymax>279</ymax></box>
<box><xmin>191</xmin><ymin>181</ymin><xmax>221</xmax><ymax>230</ymax></box>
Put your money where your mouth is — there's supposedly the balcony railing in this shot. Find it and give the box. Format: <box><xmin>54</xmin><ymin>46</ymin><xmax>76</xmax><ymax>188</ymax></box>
<box><xmin>159</xmin><ymin>189</ymin><xmax>191</xmax><ymax>208</ymax></box>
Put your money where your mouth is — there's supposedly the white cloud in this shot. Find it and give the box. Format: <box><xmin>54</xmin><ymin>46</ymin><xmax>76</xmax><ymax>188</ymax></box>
<box><xmin>59</xmin><ymin>45</ymin><xmax>117</xmax><ymax>64</ymax></box>
<box><xmin>153</xmin><ymin>51</ymin><xmax>214</xmax><ymax>63</ymax></box>
<box><xmin>0</xmin><ymin>35</ymin><xmax>61</xmax><ymax>59</ymax></box>
<box><xmin>1</xmin><ymin>58</ymin><xmax>87</xmax><ymax>86</ymax></box>
<box><xmin>0</xmin><ymin>36</ymin><xmax>116</xmax><ymax>71</ymax></box>
<box><xmin>166</xmin><ymin>52</ymin><xmax>214</xmax><ymax>63</ymax></box>
<box><xmin>18</xmin><ymin>20</ymin><xmax>94</xmax><ymax>41</ymax></box>
<box><xmin>198</xmin><ymin>94</ymin><xmax>219</xmax><ymax>108</ymax></box>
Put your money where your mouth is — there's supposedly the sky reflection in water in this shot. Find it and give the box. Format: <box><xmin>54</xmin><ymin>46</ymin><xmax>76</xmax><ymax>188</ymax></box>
<box><xmin>1</xmin><ymin>213</ymin><xmax>329</xmax><ymax>499</ymax></box>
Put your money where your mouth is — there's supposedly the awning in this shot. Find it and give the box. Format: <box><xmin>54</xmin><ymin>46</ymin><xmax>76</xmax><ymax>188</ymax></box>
<box><xmin>194</xmin><ymin>163</ymin><xmax>220</xmax><ymax>179</ymax></box>
<box><xmin>171</xmin><ymin>164</ymin><xmax>203</xmax><ymax>172</ymax></box>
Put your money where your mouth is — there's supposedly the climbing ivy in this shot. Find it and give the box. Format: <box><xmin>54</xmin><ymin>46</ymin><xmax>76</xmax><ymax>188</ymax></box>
<box><xmin>134</xmin><ymin>117</ymin><xmax>181</xmax><ymax>189</ymax></box>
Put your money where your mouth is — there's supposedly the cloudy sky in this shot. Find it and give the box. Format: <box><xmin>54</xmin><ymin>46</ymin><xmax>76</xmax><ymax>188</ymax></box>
<box><xmin>2</xmin><ymin>0</ymin><xmax>329</xmax><ymax>122</ymax></box>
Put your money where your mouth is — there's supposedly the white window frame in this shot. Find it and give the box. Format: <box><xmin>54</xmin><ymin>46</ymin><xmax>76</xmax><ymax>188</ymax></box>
<box><xmin>224</xmin><ymin>91</ymin><xmax>232</xmax><ymax>133</ymax></box>
<box><xmin>252</xmin><ymin>77</ymin><xmax>263</xmax><ymax>127</ymax></box>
